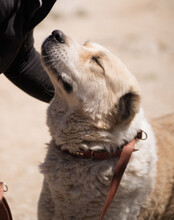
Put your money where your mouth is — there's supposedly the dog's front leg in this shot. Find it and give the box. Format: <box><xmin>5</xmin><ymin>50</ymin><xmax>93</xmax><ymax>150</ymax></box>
<box><xmin>38</xmin><ymin>179</ymin><xmax>54</xmax><ymax>220</ymax></box>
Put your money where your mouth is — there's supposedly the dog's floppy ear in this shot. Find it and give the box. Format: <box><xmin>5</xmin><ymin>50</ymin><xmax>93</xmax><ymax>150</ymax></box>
<box><xmin>115</xmin><ymin>92</ymin><xmax>140</xmax><ymax>124</ymax></box>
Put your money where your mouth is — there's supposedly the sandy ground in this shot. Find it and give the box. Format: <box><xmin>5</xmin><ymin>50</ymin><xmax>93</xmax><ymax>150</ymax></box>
<box><xmin>0</xmin><ymin>0</ymin><xmax>174</xmax><ymax>219</ymax></box>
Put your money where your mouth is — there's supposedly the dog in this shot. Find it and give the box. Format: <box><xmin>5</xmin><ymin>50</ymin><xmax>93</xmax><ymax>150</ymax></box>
<box><xmin>38</xmin><ymin>30</ymin><xmax>174</xmax><ymax>220</ymax></box>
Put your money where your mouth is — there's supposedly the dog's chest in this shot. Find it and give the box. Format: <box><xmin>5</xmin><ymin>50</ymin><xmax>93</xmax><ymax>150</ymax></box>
<box><xmin>43</xmin><ymin>145</ymin><xmax>116</xmax><ymax>199</ymax></box>
<box><xmin>41</xmin><ymin>143</ymin><xmax>153</xmax><ymax>219</ymax></box>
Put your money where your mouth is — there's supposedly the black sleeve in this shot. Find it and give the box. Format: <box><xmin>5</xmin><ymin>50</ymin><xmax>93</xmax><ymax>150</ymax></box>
<box><xmin>1</xmin><ymin>0</ymin><xmax>56</xmax><ymax>103</ymax></box>
<box><xmin>4</xmin><ymin>46</ymin><xmax>54</xmax><ymax>103</ymax></box>
<box><xmin>0</xmin><ymin>0</ymin><xmax>14</xmax><ymax>24</ymax></box>
<box><xmin>29</xmin><ymin>0</ymin><xmax>56</xmax><ymax>30</ymax></box>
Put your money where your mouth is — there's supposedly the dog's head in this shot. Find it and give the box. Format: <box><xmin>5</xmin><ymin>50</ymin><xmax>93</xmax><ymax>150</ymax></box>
<box><xmin>41</xmin><ymin>30</ymin><xmax>141</xmax><ymax>150</ymax></box>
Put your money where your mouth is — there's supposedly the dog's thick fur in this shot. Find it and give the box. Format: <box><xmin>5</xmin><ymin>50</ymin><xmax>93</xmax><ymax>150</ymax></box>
<box><xmin>38</xmin><ymin>31</ymin><xmax>174</xmax><ymax>220</ymax></box>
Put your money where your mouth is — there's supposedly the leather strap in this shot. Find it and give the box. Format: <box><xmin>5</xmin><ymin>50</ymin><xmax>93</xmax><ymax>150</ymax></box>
<box><xmin>100</xmin><ymin>138</ymin><xmax>136</xmax><ymax>220</ymax></box>
<box><xmin>0</xmin><ymin>183</ymin><xmax>13</xmax><ymax>220</ymax></box>
<box><xmin>64</xmin><ymin>148</ymin><xmax>122</xmax><ymax>160</ymax></box>
<box><xmin>63</xmin><ymin>131</ymin><xmax>143</xmax><ymax>161</ymax></box>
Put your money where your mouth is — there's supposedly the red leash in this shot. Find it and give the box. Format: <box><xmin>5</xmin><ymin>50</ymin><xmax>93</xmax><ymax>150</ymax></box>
<box><xmin>0</xmin><ymin>182</ymin><xmax>13</xmax><ymax>220</ymax></box>
<box><xmin>100</xmin><ymin>138</ymin><xmax>136</xmax><ymax>220</ymax></box>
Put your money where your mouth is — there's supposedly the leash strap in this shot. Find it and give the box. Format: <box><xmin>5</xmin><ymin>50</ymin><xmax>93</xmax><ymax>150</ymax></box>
<box><xmin>0</xmin><ymin>182</ymin><xmax>13</xmax><ymax>220</ymax></box>
<box><xmin>100</xmin><ymin>138</ymin><xmax>136</xmax><ymax>220</ymax></box>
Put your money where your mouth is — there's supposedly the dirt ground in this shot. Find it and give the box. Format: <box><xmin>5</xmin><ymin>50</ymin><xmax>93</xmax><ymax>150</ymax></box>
<box><xmin>0</xmin><ymin>0</ymin><xmax>174</xmax><ymax>219</ymax></box>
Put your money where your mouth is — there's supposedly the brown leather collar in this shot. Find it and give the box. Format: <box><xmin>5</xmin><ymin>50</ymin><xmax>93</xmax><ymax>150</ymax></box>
<box><xmin>64</xmin><ymin>148</ymin><xmax>122</xmax><ymax>160</ymax></box>
<box><xmin>63</xmin><ymin>130</ymin><xmax>144</xmax><ymax>160</ymax></box>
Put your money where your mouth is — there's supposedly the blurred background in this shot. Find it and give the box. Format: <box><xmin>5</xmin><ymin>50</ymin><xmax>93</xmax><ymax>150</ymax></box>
<box><xmin>0</xmin><ymin>0</ymin><xmax>174</xmax><ymax>219</ymax></box>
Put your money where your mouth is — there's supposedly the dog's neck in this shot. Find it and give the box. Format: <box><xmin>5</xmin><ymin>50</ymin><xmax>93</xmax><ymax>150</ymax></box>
<box><xmin>47</xmin><ymin>99</ymin><xmax>144</xmax><ymax>153</ymax></box>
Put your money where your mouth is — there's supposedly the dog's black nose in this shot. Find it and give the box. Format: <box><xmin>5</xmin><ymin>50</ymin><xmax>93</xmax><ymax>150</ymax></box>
<box><xmin>51</xmin><ymin>30</ymin><xmax>65</xmax><ymax>43</ymax></box>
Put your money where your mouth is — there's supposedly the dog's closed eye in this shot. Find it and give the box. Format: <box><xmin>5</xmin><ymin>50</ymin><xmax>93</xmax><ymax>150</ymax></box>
<box><xmin>91</xmin><ymin>56</ymin><xmax>104</xmax><ymax>71</ymax></box>
<box><xmin>91</xmin><ymin>56</ymin><xmax>103</xmax><ymax>69</ymax></box>
<box><xmin>92</xmin><ymin>56</ymin><xmax>100</xmax><ymax>65</ymax></box>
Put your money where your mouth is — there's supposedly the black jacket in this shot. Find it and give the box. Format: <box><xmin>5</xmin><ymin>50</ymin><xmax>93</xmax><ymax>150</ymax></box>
<box><xmin>0</xmin><ymin>0</ymin><xmax>56</xmax><ymax>102</ymax></box>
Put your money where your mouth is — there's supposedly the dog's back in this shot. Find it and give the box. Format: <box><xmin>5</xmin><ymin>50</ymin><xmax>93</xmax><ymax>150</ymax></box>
<box><xmin>139</xmin><ymin>114</ymin><xmax>174</xmax><ymax>219</ymax></box>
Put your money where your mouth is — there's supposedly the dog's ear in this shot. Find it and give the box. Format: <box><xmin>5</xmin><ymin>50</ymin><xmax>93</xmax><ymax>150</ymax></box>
<box><xmin>115</xmin><ymin>92</ymin><xmax>140</xmax><ymax>124</ymax></box>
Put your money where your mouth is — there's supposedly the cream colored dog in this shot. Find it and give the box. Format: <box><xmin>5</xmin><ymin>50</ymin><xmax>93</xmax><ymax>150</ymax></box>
<box><xmin>38</xmin><ymin>30</ymin><xmax>174</xmax><ymax>220</ymax></box>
